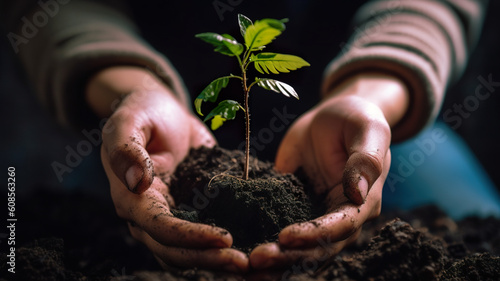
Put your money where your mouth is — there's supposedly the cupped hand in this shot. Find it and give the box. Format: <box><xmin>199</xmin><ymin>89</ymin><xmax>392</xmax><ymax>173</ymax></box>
<box><xmin>93</xmin><ymin>68</ymin><xmax>249</xmax><ymax>272</ymax></box>
<box><xmin>250</xmin><ymin>73</ymin><xmax>408</xmax><ymax>269</ymax></box>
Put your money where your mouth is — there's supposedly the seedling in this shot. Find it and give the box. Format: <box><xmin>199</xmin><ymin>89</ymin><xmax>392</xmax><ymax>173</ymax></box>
<box><xmin>195</xmin><ymin>14</ymin><xmax>309</xmax><ymax>180</ymax></box>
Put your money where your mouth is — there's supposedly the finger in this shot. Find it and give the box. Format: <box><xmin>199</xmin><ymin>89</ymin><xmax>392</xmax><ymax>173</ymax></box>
<box><xmin>342</xmin><ymin>151</ymin><xmax>384</xmax><ymax>205</ymax></box>
<box><xmin>129</xmin><ymin>223</ymin><xmax>249</xmax><ymax>273</ymax></box>
<box><xmin>102</xmin><ymin>110</ymin><xmax>154</xmax><ymax>194</ymax></box>
<box><xmin>103</xmin><ymin>148</ymin><xmax>234</xmax><ymax>248</ymax></box>
<box><xmin>277</xmin><ymin>204</ymin><xmax>363</xmax><ymax>248</ymax></box>
<box><xmin>116</xmin><ymin>179</ymin><xmax>233</xmax><ymax>248</ymax></box>
<box><xmin>342</xmin><ymin>106</ymin><xmax>391</xmax><ymax>205</ymax></box>
<box><xmin>278</xmin><ymin>150</ymin><xmax>390</xmax><ymax>248</ymax></box>
<box><xmin>250</xmin><ymin>229</ymin><xmax>361</xmax><ymax>270</ymax></box>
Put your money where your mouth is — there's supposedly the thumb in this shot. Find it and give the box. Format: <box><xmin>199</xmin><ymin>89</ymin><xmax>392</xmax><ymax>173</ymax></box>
<box><xmin>102</xmin><ymin>115</ymin><xmax>154</xmax><ymax>194</ymax></box>
<box><xmin>340</xmin><ymin>99</ymin><xmax>391</xmax><ymax>205</ymax></box>
<box><xmin>342</xmin><ymin>151</ymin><xmax>384</xmax><ymax>205</ymax></box>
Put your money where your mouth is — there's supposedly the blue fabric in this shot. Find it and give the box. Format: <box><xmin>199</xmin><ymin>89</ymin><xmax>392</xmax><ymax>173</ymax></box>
<box><xmin>382</xmin><ymin>122</ymin><xmax>500</xmax><ymax>219</ymax></box>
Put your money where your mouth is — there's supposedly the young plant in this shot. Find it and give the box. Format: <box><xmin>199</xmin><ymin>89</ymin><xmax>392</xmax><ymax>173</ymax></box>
<box><xmin>195</xmin><ymin>14</ymin><xmax>309</xmax><ymax>180</ymax></box>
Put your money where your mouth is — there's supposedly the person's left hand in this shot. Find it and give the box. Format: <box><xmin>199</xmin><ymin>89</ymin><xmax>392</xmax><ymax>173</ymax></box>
<box><xmin>249</xmin><ymin>73</ymin><xmax>406</xmax><ymax>269</ymax></box>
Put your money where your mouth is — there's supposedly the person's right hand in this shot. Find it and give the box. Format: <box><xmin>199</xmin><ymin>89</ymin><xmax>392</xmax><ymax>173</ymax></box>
<box><xmin>249</xmin><ymin>72</ymin><xmax>409</xmax><ymax>270</ymax></box>
<box><xmin>87</xmin><ymin>66</ymin><xmax>249</xmax><ymax>272</ymax></box>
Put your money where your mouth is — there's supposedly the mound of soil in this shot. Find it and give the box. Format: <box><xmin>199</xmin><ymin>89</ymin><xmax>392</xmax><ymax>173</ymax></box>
<box><xmin>168</xmin><ymin>146</ymin><xmax>321</xmax><ymax>250</ymax></box>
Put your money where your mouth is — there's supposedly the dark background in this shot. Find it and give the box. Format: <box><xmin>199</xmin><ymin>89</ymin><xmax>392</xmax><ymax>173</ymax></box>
<box><xmin>1</xmin><ymin>0</ymin><xmax>499</xmax><ymax>197</ymax></box>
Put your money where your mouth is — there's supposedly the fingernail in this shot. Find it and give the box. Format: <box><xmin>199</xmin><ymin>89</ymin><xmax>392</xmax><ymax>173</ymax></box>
<box><xmin>125</xmin><ymin>164</ymin><xmax>143</xmax><ymax>192</ymax></box>
<box><xmin>344</xmin><ymin>173</ymin><xmax>368</xmax><ymax>205</ymax></box>
<box><xmin>358</xmin><ymin>175</ymin><xmax>369</xmax><ymax>199</ymax></box>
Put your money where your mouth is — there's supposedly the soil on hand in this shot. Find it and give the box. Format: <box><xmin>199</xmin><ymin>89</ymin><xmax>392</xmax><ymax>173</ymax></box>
<box><xmin>168</xmin><ymin>146</ymin><xmax>322</xmax><ymax>251</ymax></box>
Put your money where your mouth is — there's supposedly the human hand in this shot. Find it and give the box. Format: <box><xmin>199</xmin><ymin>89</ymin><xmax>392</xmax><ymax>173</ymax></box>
<box><xmin>88</xmin><ymin>67</ymin><xmax>249</xmax><ymax>272</ymax></box>
<box><xmin>250</xmin><ymin>73</ymin><xmax>408</xmax><ymax>269</ymax></box>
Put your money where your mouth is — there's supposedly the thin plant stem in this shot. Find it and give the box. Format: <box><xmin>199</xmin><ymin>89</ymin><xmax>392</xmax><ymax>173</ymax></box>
<box><xmin>241</xmin><ymin>61</ymin><xmax>250</xmax><ymax>180</ymax></box>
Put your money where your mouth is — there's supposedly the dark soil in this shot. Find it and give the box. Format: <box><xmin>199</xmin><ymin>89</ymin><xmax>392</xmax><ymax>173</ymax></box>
<box><xmin>169</xmin><ymin>146</ymin><xmax>321</xmax><ymax>251</ymax></box>
<box><xmin>1</xmin><ymin>191</ymin><xmax>499</xmax><ymax>281</ymax></box>
<box><xmin>1</xmin><ymin>147</ymin><xmax>499</xmax><ymax>280</ymax></box>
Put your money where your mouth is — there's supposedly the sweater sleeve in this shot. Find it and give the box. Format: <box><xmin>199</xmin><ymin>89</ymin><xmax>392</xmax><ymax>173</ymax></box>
<box><xmin>322</xmin><ymin>0</ymin><xmax>487</xmax><ymax>141</ymax></box>
<box><xmin>2</xmin><ymin>0</ymin><xmax>189</xmax><ymax>128</ymax></box>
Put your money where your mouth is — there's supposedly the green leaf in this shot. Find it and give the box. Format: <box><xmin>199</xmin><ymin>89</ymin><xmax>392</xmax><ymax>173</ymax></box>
<box><xmin>251</xmin><ymin>53</ymin><xmax>310</xmax><ymax>74</ymax></box>
<box><xmin>238</xmin><ymin>14</ymin><xmax>253</xmax><ymax>38</ymax></box>
<box><xmin>244</xmin><ymin>18</ymin><xmax>286</xmax><ymax>51</ymax></box>
<box><xmin>203</xmin><ymin>100</ymin><xmax>242</xmax><ymax>130</ymax></box>
<box><xmin>210</xmin><ymin>115</ymin><xmax>227</xmax><ymax>130</ymax></box>
<box><xmin>256</xmin><ymin>78</ymin><xmax>299</xmax><ymax>99</ymax></box>
<box><xmin>194</xmin><ymin>77</ymin><xmax>230</xmax><ymax>116</ymax></box>
<box><xmin>195</xmin><ymin>32</ymin><xmax>243</xmax><ymax>56</ymax></box>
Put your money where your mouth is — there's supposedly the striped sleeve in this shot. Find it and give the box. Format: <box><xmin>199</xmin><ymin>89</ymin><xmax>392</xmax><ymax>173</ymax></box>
<box><xmin>322</xmin><ymin>0</ymin><xmax>487</xmax><ymax>141</ymax></box>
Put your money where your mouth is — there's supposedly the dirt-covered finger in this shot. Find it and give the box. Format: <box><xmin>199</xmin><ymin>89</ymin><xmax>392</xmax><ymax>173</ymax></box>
<box><xmin>250</xmin><ymin>231</ymin><xmax>360</xmax><ymax>270</ymax></box>
<box><xmin>343</xmin><ymin>111</ymin><xmax>390</xmax><ymax>205</ymax></box>
<box><xmin>277</xmin><ymin>151</ymin><xmax>388</xmax><ymax>248</ymax></box>
<box><xmin>120</xmin><ymin>178</ymin><xmax>233</xmax><ymax>248</ymax></box>
<box><xmin>130</xmin><ymin>225</ymin><xmax>248</xmax><ymax>273</ymax></box>
<box><xmin>343</xmin><ymin>151</ymin><xmax>384</xmax><ymax>205</ymax></box>
<box><xmin>277</xmin><ymin>203</ymin><xmax>367</xmax><ymax>248</ymax></box>
<box><xmin>102</xmin><ymin>111</ymin><xmax>154</xmax><ymax>194</ymax></box>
